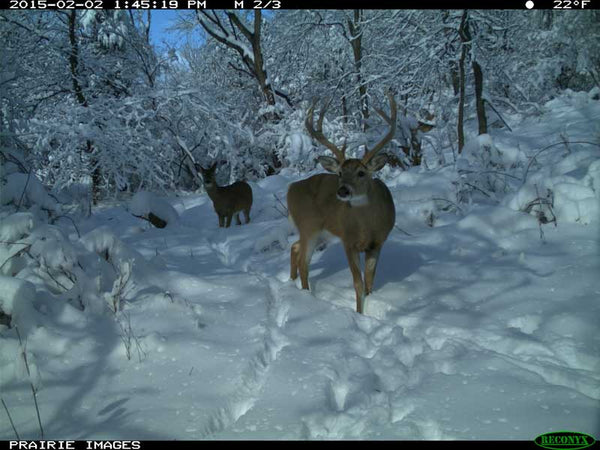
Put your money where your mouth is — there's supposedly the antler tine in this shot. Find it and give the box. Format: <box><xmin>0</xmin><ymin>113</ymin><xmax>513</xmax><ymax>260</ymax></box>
<box><xmin>362</xmin><ymin>91</ymin><xmax>397</xmax><ymax>164</ymax></box>
<box><xmin>305</xmin><ymin>98</ymin><xmax>346</xmax><ymax>162</ymax></box>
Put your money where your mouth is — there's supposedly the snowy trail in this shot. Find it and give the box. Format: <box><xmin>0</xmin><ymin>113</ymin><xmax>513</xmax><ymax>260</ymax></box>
<box><xmin>193</xmin><ymin>274</ymin><xmax>290</xmax><ymax>437</ymax></box>
<box><xmin>114</xmin><ymin>203</ymin><xmax>294</xmax><ymax>438</ymax></box>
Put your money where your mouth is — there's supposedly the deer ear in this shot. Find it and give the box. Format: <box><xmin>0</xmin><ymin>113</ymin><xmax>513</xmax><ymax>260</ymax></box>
<box><xmin>317</xmin><ymin>156</ymin><xmax>341</xmax><ymax>173</ymax></box>
<box><xmin>366</xmin><ymin>153</ymin><xmax>389</xmax><ymax>172</ymax></box>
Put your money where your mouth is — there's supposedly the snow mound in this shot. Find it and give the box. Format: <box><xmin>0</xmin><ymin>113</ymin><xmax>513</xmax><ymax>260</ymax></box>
<box><xmin>456</xmin><ymin>205</ymin><xmax>539</xmax><ymax>241</ymax></box>
<box><xmin>129</xmin><ymin>191</ymin><xmax>179</xmax><ymax>227</ymax></box>
<box><xmin>1</xmin><ymin>172</ymin><xmax>58</xmax><ymax>212</ymax></box>
<box><xmin>507</xmin><ymin>151</ymin><xmax>600</xmax><ymax>224</ymax></box>
<box><xmin>0</xmin><ymin>212</ymin><xmax>35</xmax><ymax>242</ymax></box>
<box><xmin>0</xmin><ymin>275</ymin><xmax>38</xmax><ymax>334</ymax></box>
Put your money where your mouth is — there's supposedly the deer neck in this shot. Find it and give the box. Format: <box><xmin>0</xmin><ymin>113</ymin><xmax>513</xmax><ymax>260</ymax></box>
<box><xmin>203</xmin><ymin>181</ymin><xmax>220</xmax><ymax>200</ymax></box>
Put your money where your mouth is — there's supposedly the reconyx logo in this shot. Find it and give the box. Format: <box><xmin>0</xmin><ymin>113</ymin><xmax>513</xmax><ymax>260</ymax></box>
<box><xmin>535</xmin><ymin>431</ymin><xmax>596</xmax><ymax>450</ymax></box>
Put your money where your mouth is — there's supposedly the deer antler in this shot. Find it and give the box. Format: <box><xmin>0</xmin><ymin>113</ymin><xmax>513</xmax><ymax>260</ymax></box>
<box><xmin>362</xmin><ymin>92</ymin><xmax>397</xmax><ymax>164</ymax></box>
<box><xmin>305</xmin><ymin>98</ymin><xmax>347</xmax><ymax>162</ymax></box>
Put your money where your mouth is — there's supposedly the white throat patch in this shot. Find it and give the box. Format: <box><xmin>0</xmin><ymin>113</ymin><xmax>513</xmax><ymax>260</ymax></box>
<box><xmin>348</xmin><ymin>194</ymin><xmax>369</xmax><ymax>207</ymax></box>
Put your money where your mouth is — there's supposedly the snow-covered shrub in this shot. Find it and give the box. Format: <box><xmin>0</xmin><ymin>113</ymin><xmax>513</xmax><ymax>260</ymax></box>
<box><xmin>52</xmin><ymin>177</ymin><xmax>93</xmax><ymax>219</ymax></box>
<box><xmin>506</xmin><ymin>151</ymin><xmax>600</xmax><ymax>225</ymax></box>
<box><xmin>456</xmin><ymin>134</ymin><xmax>527</xmax><ymax>203</ymax></box>
<box><xmin>0</xmin><ymin>211</ymin><xmax>146</xmax><ymax>322</ymax></box>
<box><xmin>27</xmin><ymin>97</ymin><xmax>177</xmax><ymax>200</ymax></box>
<box><xmin>387</xmin><ymin>165</ymin><xmax>461</xmax><ymax>228</ymax></box>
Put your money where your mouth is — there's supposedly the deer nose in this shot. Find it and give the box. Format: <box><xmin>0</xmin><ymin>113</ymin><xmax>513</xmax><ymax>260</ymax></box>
<box><xmin>337</xmin><ymin>185</ymin><xmax>351</xmax><ymax>199</ymax></box>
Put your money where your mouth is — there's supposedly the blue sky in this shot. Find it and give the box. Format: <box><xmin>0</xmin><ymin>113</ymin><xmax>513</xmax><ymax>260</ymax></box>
<box><xmin>149</xmin><ymin>10</ymin><xmax>183</xmax><ymax>47</ymax></box>
<box><xmin>148</xmin><ymin>10</ymin><xmax>275</xmax><ymax>48</ymax></box>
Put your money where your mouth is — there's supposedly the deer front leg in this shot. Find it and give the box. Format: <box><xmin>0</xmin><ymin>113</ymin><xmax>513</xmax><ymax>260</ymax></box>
<box><xmin>235</xmin><ymin>212</ymin><xmax>242</xmax><ymax>225</ymax></box>
<box><xmin>344</xmin><ymin>244</ymin><xmax>365</xmax><ymax>314</ymax></box>
<box><xmin>218</xmin><ymin>214</ymin><xmax>225</xmax><ymax>228</ymax></box>
<box><xmin>364</xmin><ymin>246</ymin><xmax>381</xmax><ymax>296</ymax></box>
<box><xmin>225</xmin><ymin>214</ymin><xmax>233</xmax><ymax>228</ymax></box>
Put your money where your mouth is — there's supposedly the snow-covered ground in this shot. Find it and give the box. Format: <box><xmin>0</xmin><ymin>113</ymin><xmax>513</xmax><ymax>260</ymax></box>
<box><xmin>1</xmin><ymin>90</ymin><xmax>599</xmax><ymax>440</ymax></box>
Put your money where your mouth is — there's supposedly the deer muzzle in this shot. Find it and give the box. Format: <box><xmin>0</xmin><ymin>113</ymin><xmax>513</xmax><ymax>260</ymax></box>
<box><xmin>337</xmin><ymin>185</ymin><xmax>352</xmax><ymax>201</ymax></box>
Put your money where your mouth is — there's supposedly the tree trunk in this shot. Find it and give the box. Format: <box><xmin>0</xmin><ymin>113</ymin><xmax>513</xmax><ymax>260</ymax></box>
<box><xmin>457</xmin><ymin>11</ymin><xmax>468</xmax><ymax>153</ymax></box>
<box><xmin>347</xmin><ymin>10</ymin><xmax>369</xmax><ymax>131</ymax></box>
<box><xmin>68</xmin><ymin>11</ymin><xmax>87</xmax><ymax>107</ymax></box>
<box><xmin>473</xmin><ymin>60</ymin><xmax>487</xmax><ymax>135</ymax></box>
<box><xmin>245</xmin><ymin>11</ymin><xmax>277</xmax><ymax>108</ymax></box>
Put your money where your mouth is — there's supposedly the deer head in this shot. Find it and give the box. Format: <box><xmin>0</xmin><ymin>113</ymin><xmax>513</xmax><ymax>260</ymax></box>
<box><xmin>305</xmin><ymin>92</ymin><xmax>397</xmax><ymax>206</ymax></box>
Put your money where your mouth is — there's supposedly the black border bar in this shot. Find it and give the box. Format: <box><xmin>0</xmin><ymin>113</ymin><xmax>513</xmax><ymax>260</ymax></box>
<box><xmin>3</xmin><ymin>0</ymin><xmax>597</xmax><ymax>9</ymax></box>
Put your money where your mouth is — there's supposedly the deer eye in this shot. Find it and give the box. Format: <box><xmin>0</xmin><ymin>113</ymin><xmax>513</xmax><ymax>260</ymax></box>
<box><xmin>357</xmin><ymin>170</ymin><xmax>366</xmax><ymax>178</ymax></box>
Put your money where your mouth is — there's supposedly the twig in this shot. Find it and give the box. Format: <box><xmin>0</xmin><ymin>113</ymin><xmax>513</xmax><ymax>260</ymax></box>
<box><xmin>0</xmin><ymin>149</ymin><xmax>29</xmax><ymax>173</ymax></box>
<box><xmin>117</xmin><ymin>313</ymin><xmax>146</xmax><ymax>363</ymax></box>
<box><xmin>560</xmin><ymin>133</ymin><xmax>571</xmax><ymax>154</ymax></box>
<box><xmin>1</xmin><ymin>397</ymin><xmax>20</xmax><ymax>440</ymax></box>
<box><xmin>394</xmin><ymin>225</ymin><xmax>413</xmax><ymax>236</ymax></box>
<box><xmin>15</xmin><ymin>327</ymin><xmax>44</xmax><ymax>438</ymax></box>
<box><xmin>431</xmin><ymin>197</ymin><xmax>463</xmax><ymax>213</ymax></box>
<box><xmin>464</xmin><ymin>182</ymin><xmax>491</xmax><ymax>198</ymax></box>
<box><xmin>52</xmin><ymin>215</ymin><xmax>81</xmax><ymax>238</ymax></box>
<box><xmin>17</xmin><ymin>169</ymin><xmax>33</xmax><ymax>210</ymax></box>
<box><xmin>459</xmin><ymin>169</ymin><xmax>521</xmax><ymax>181</ymax></box>
<box><xmin>272</xmin><ymin>193</ymin><xmax>288</xmax><ymax>218</ymax></box>
<box><xmin>0</xmin><ymin>240</ymin><xmax>30</xmax><ymax>245</ymax></box>
<box><xmin>0</xmin><ymin>241</ymin><xmax>32</xmax><ymax>272</ymax></box>
<box><xmin>523</xmin><ymin>141</ymin><xmax>600</xmax><ymax>183</ymax></box>
<box><xmin>43</xmin><ymin>267</ymin><xmax>72</xmax><ymax>292</ymax></box>
<box><xmin>484</xmin><ymin>99</ymin><xmax>512</xmax><ymax>132</ymax></box>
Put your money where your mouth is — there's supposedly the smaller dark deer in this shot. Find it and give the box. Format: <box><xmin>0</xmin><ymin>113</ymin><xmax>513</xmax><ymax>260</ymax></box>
<box><xmin>196</xmin><ymin>163</ymin><xmax>253</xmax><ymax>228</ymax></box>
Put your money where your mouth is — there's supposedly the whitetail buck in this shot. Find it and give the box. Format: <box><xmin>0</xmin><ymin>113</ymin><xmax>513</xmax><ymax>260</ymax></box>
<box><xmin>287</xmin><ymin>92</ymin><xmax>397</xmax><ymax>314</ymax></box>
<box><xmin>196</xmin><ymin>163</ymin><xmax>253</xmax><ymax>228</ymax></box>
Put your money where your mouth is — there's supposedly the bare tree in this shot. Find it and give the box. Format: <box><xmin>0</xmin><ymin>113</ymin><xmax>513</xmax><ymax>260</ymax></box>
<box><xmin>196</xmin><ymin>11</ymin><xmax>279</xmax><ymax>119</ymax></box>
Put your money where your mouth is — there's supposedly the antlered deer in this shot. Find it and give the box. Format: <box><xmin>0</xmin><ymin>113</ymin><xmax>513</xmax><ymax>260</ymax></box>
<box><xmin>197</xmin><ymin>163</ymin><xmax>253</xmax><ymax>228</ymax></box>
<box><xmin>287</xmin><ymin>92</ymin><xmax>397</xmax><ymax>314</ymax></box>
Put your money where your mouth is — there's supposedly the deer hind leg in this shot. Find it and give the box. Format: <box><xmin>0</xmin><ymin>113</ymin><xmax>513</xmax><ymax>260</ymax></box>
<box><xmin>364</xmin><ymin>245</ymin><xmax>382</xmax><ymax>296</ymax></box>
<box><xmin>225</xmin><ymin>214</ymin><xmax>233</xmax><ymax>228</ymax></box>
<box><xmin>218</xmin><ymin>214</ymin><xmax>225</xmax><ymax>228</ymax></box>
<box><xmin>298</xmin><ymin>235</ymin><xmax>319</xmax><ymax>290</ymax></box>
<box><xmin>243</xmin><ymin>208</ymin><xmax>251</xmax><ymax>224</ymax></box>
<box><xmin>235</xmin><ymin>212</ymin><xmax>242</xmax><ymax>225</ymax></box>
<box><xmin>290</xmin><ymin>241</ymin><xmax>300</xmax><ymax>280</ymax></box>
<box><xmin>344</xmin><ymin>244</ymin><xmax>365</xmax><ymax>314</ymax></box>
